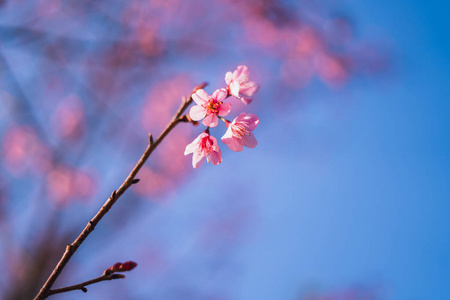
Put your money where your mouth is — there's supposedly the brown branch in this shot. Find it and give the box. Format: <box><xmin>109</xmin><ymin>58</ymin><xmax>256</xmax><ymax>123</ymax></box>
<box><xmin>33</xmin><ymin>82</ymin><xmax>207</xmax><ymax>300</ymax></box>
<box><xmin>47</xmin><ymin>274</ymin><xmax>125</xmax><ymax>296</ymax></box>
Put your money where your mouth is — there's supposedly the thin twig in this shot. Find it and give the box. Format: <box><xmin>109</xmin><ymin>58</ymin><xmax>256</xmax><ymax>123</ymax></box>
<box><xmin>33</xmin><ymin>82</ymin><xmax>207</xmax><ymax>300</ymax></box>
<box><xmin>47</xmin><ymin>274</ymin><xmax>125</xmax><ymax>296</ymax></box>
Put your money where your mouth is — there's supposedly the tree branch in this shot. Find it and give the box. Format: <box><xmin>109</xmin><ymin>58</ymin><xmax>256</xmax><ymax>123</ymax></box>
<box><xmin>47</xmin><ymin>274</ymin><xmax>125</xmax><ymax>296</ymax></box>
<box><xmin>33</xmin><ymin>82</ymin><xmax>207</xmax><ymax>300</ymax></box>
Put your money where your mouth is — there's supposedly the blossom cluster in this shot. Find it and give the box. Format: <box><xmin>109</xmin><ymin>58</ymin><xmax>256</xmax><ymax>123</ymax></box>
<box><xmin>185</xmin><ymin>66</ymin><xmax>260</xmax><ymax>168</ymax></box>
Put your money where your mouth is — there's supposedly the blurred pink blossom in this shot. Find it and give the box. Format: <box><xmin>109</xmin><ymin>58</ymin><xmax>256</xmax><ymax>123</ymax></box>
<box><xmin>46</xmin><ymin>166</ymin><xmax>97</xmax><ymax>207</ymax></box>
<box><xmin>141</xmin><ymin>75</ymin><xmax>193</xmax><ymax>133</ymax></box>
<box><xmin>2</xmin><ymin>126</ymin><xmax>52</xmax><ymax>176</ymax></box>
<box><xmin>133</xmin><ymin>166</ymin><xmax>174</xmax><ymax>199</ymax></box>
<box><xmin>295</xmin><ymin>27</ymin><xmax>324</xmax><ymax>59</ymax></box>
<box><xmin>314</xmin><ymin>53</ymin><xmax>349</xmax><ymax>86</ymax></box>
<box><xmin>133</xmin><ymin>129</ymin><xmax>192</xmax><ymax>199</ymax></box>
<box><xmin>51</xmin><ymin>95</ymin><xmax>86</xmax><ymax>140</ymax></box>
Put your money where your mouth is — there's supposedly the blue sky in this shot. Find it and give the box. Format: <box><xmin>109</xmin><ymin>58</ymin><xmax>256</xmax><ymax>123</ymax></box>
<box><xmin>205</xmin><ymin>1</ymin><xmax>450</xmax><ymax>299</ymax></box>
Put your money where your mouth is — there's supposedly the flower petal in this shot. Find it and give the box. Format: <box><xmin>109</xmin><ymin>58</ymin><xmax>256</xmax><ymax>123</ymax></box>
<box><xmin>240</xmin><ymin>81</ymin><xmax>259</xmax><ymax>98</ymax></box>
<box><xmin>202</xmin><ymin>114</ymin><xmax>218</xmax><ymax>127</ymax></box>
<box><xmin>192</xmin><ymin>151</ymin><xmax>205</xmax><ymax>168</ymax></box>
<box><xmin>235</xmin><ymin>65</ymin><xmax>248</xmax><ymax>80</ymax></box>
<box><xmin>222</xmin><ymin>136</ymin><xmax>244</xmax><ymax>152</ymax></box>
<box><xmin>189</xmin><ymin>105</ymin><xmax>206</xmax><ymax>121</ymax></box>
<box><xmin>212</xmin><ymin>88</ymin><xmax>228</xmax><ymax>101</ymax></box>
<box><xmin>218</xmin><ymin>102</ymin><xmax>232</xmax><ymax>117</ymax></box>
<box><xmin>243</xmin><ymin>132</ymin><xmax>258</xmax><ymax>148</ymax></box>
<box><xmin>192</xmin><ymin>89</ymin><xmax>209</xmax><ymax>105</ymax></box>
<box><xmin>240</xmin><ymin>96</ymin><xmax>252</xmax><ymax>105</ymax></box>
<box><xmin>184</xmin><ymin>142</ymin><xmax>196</xmax><ymax>155</ymax></box>
<box><xmin>241</xmin><ymin>113</ymin><xmax>259</xmax><ymax>131</ymax></box>
<box><xmin>235</xmin><ymin>112</ymin><xmax>246</xmax><ymax>122</ymax></box>
<box><xmin>209</xmin><ymin>149</ymin><xmax>222</xmax><ymax>165</ymax></box>
<box><xmin>210</xmin><ymin>135</ymin><xmax>220</xmax><ymax>152</ymax></box>
<box><xmin>184</xmin><ymin>135</ymin><xmax>201</xmax><ymax>155</ymax></box>
<box><xmin>221</xmin><ymin>127</ymin><xmax>233</xmax><ymax>140</ymax></box>
<box><xmin>230</xmin><ymin>81</ymin><xmax>240</xmax><ymax>97</ymax></box>
<box><xmin>225</xmin><ymin>71</ymin><xmax>233</xmax><ymax>85</ymax></box>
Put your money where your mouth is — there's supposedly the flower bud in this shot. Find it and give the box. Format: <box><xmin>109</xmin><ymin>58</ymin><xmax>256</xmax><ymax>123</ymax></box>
<box><xmin>103</xmin><ymin>260</ymin><xmax>138</xmax><ymax>275</ymax></box>
<box><xmin>121</xmin><ymin>261</ymin><xmax>138</xmax><ymax>271</ymax></box>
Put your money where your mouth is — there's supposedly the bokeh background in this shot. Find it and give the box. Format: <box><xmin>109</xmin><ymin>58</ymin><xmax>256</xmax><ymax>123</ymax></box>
<box><xmin>0</xmin><ymin>0</ymin><xmax>449</xmax><ymax>299</ymax></box>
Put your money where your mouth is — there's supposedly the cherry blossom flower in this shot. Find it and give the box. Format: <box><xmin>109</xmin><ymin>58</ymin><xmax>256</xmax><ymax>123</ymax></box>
<box><xmin>185</xmin><ymin>132</ymin><xmax>222</xmax><ymax>168</ymax></box>
<box><xmin>221</xmin><ymin>113</ymin><xmax>259</xmax><ymax>152</ymax></box>
<box><xmin>225</xmin><ymin>65</ymin><xmax>260</xmax><ymax>105</ymax></box>
<box><xmin>189</xmin><ymin>88</ymin><xmax>231</xmax><ymax>127</ymax></box>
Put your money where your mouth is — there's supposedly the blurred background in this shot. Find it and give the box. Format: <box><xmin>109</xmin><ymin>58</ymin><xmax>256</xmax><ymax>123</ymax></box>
<box><xmin>0</xmin><ymin>0</ymin><xmax>449</xmax><ymax>299</ymax></box>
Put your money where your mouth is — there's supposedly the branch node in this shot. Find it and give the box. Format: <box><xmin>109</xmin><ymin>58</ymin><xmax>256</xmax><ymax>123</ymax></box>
<box><xmin>87</xmin><ymin>220</ymin><xmax>95</xmax><ymax>232</ymax></box>
<box><xmin>148</xmin><ymin>133</ymin><xmax>154</xmax><ymax>145</ymax></box>
<box><xmin>81</xmin><ymin>287</ymin><xmax>88</xmax><ymax>293</ymax></box>
<box><xmin>111</xmin><ymin>190</ymin><xmax>116</xmax><ymax>200</ymax></box>
<box><xmin>131</xmin><ymin>178</ymin><xmax>140</xmax><ymax>184</ymax></box>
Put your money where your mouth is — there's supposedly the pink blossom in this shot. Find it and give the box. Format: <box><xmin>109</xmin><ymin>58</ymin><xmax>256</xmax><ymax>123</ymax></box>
<box><xmin>225</xmin><ymin>65</ymin><xmax>259</xmax><ymax>105</ymax></box>
<box><xmin>221</xmin><ymin>113</ymin><xmax>259</xmax><ymax>152</ymax></box>
<box><xmin>185</xmin><ymin>132</ymin><xmax>222</xmax><ymax>168</ymax></box>
<box><xmin>189</xmin><ymin>88</ymin><xmax>231</xmax><ymax>127</ymax></box>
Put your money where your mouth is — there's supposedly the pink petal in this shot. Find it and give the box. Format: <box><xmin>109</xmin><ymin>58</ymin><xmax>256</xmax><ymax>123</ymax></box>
<box><xmin>225</xmin><ymin>71</ymin><xmax>233</xmax><ymax>85</ymax></box>
<box><xmin>223</xmin><ymin>136</ymin><xmax>244</xmax><ymax>152</ymax></box>
<box><xmin>212</xmin><ymin>88</ymin><xmax>228</xmax><ymax>101</ymax></box>
<box><xmin>230</xmin><ymin>81</ymin><xmax>240</xmax><ymax>97</ymax></box>
<box><xmin>202</xmin><ymin>114</ymin><xmax>218</xmax><ymax>127</ymax></box>
<box><xmin>198</xmin><ymin>132</ymin><xmax>209</xmax><ymax>139</ymax></box>
<box><xmin>210</xmin><ymin>135</ymin><xmax>221</xmax><ymax>152</ymax></box>
<box><xmin>235</xmin><ymin>65</ymin><xmax>249</xmax><ymax>80</ymax></box>
<box><xmin>189</xmin><ymin>105</ymin><xmax>206</xmax><ymax>121</ymax></box>
<box><xmin>240</xmin><ymin>82</ymin><xmax>259</xmax><ymax>97</ymax></box>
<box><xmin>221</xmin><ymin>126</ymin><xmax>233</xmax><ymax>139</ymax></box>
<box><xmin>192</xmin><ymin>151</ymin><xmax>206</xmax><ymax>168</ymax></box>
<box><xmin>185</xmin><ymin>142</ymin><xmax>196</xmax><ymax>155</ymax></box>
<box><xmin>235</xmin><ymin>113</ymin><xmax>246</xmax><ymax>122</ymax></box>
<box><xmin>243</xmin><ymin>132</ymin><xmax>258</xmax><ymax>148</ymax></box>
<box><xmin>184</xmin><ymin>135</ymin><xmax>201</xmax><ymax>155</ymax></box>
<box><xmin>192</xmin><ymin>89</ymin><xmax>209</xmax><ymax>105</ymax></box>
<box><xmin>209</xmin><ymin>150</ymin><xmax>222</xmax><ymax>165</ymax></box>
<box><xmin>240</xmin><ymin>113</ymin><xmax>259</xmax><ymax>131</ymax></box>
<box><xmin>218</xmin><ymin>102</ymin><xmax>232</xmax><ymax>117</ymax></box>
<box><xmin>240</xmin><ymin>96</ymin><xmax>252</xmax><ymax>105</ymax></box>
